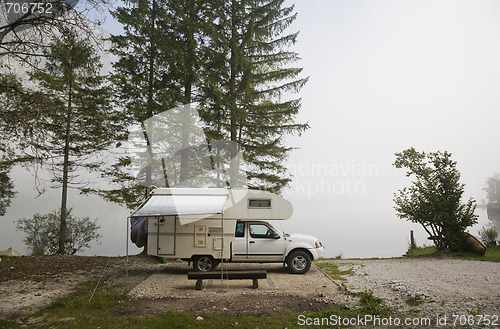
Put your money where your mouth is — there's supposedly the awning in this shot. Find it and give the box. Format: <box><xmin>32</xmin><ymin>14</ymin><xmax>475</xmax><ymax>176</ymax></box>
<box><xmin>130</xmin><ymin>194</ymin><xmax>227</xmax><ymax>225</ymax></box>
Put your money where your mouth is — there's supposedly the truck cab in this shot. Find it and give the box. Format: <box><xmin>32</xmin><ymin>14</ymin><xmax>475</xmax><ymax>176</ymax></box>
<box><xmin>231</xmin><ymin>220</ymin><xmax>324</xmax><ymax>274</ymax></box>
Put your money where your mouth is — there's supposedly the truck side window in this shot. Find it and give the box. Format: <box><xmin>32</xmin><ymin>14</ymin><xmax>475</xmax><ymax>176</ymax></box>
<box><xmin>235</xmin><ymin>222</ymin><xmax>245</xmax><ymax>237</ymax></box>
<box><xmin>249</xmin><ymin>224</ymin><xmax>274</xmax><ymax>238</ymax></box>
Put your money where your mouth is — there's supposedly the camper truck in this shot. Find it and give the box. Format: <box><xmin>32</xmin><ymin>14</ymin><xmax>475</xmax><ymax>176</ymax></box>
<box><xmin>130</xmin><ymin>188</ymin><xmax>324</xmax><ymax>274</ymax></box>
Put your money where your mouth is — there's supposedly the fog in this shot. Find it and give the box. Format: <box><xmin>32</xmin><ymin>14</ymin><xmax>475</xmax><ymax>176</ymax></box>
<box><xmin>2</xmin><ymin>0</ymin><xmax>500</xmax><ymax>258</ymax></box>
<box><xmin>280</xmin><ymin>0</ymin><xmax>500</xmax><ymax>257</ymax></box>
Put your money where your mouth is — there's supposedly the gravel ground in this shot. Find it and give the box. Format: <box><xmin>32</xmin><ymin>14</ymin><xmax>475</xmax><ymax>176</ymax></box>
<box><xmin>0</xmin><ymin>256</ymin><xmax>351</xmax><ymax>320</ymax></box>
<box><xmin>333</xmin><ymin>258</ymin><xmax>500</xmax><ymax>327</ymax></box>
<box><xmin>127</xmin><ymin>262</ymin><xmax>353</xmax><ymax>316</ymax></box>
<box><xmin>1</xmin><ymin>255</ymin><xmax>499</xmax><ymax>328</ymax></box>
<box><xmin>0</xmin><ymin>255</ymin><xmax>124</xmax><ymax>319</ymax></box>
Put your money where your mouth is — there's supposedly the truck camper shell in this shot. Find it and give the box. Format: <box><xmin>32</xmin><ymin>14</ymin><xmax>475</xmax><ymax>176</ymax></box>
<box><xmin>128</xmin><ymin>188</ymin><xmax>323</xmax><ymax>274</ymax></box>
<box><xmin>130</xmin><ymin>188</ymin><xmax>293</xmax><ymax>223</ymax></box>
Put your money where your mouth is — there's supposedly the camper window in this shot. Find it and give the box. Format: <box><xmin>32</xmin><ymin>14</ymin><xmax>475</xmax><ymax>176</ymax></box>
<box><xmin>249</xmin><ymin>223</ymin><xmax>275</xmax><ymax>238</ymax></box>
<box><xmin>235</xmin><ymin>222</ymin><xmax>245</xmax><ymax>237</ymax></box>
<box><xmin>248</xmin><ymin>199</ymin><xmax>271</xmax><ymax>208</ymax></box>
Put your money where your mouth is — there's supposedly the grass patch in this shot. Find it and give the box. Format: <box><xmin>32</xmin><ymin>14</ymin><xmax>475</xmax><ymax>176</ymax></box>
<box><xmin>0</xmin><ymin>318</ymin><xmax>19</xmax><ymax>329</ymax></box>
<box><xmin>405</xmin><ymin>246</ymin><xmax>438</xmax><ymax>257</ymax></box>
<box><xmin>24</xmin><ymin>280</ymin><xmax>130</xmax><ymax>329</ymax></box>
<box><xmin>405</xmin><ymin>296</ymin><xmax>425</xmax><ymax>307</ymax></box>
<box><xmin>405</xmin><ymin>245</ymin><xmax>500</xmax><ymax>262</ymax></box>
<box><xmin>349</xmin><ymin>290</ymin><xmax>390</xmax><ymax>316</ymax></box>
<box><xmin>453</xmin><ymin>245</ymin><xmax>500</xmax><ymax>262</ymax></box>
<box><xmin>6</xmin><ymin>273</ymin><xmax>396</xmax><ymax>329</ymax></box>
<box><xmin>314</xmin><ymin>261</ymin><xmax>353</xmax><ymax>281</ymax></box>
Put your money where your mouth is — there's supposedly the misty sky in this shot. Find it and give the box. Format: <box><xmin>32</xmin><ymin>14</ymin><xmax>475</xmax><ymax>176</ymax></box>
<box><xmin>2</xmin><ymin>0</ymin><xmax>500</xmax><ymax>258</ymax></box>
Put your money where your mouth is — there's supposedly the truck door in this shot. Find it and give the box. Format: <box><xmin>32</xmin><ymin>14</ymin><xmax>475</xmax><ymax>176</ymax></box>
<box><xmin>232</xmin><ymin>221</ymin><xmax>248</xmax><ymax>261</ymax></box>
<box><xmin>246</xmin><ymin>222</ymin><xmax>286</xmax><ymax>262</ymax></box>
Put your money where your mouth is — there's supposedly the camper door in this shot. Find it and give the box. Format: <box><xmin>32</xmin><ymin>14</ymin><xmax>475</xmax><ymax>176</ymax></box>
<box><xmin>148</xmin><ymin>216</ymin><xmax>176</xmax><ymax>255</ymax></box>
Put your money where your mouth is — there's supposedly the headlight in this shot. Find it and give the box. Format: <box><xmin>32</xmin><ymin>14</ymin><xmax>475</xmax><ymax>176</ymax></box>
<box><xmin>315</xmin><ymin>240</ymin><xmax>323</xmax><ymax>248</ymax></box>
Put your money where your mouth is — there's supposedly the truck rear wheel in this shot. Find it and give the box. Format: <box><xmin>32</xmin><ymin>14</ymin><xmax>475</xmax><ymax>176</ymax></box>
<box><xmin>287</xmin><ymin>250</ymin><xmax>311</xmax><ymax>274</ymax></box>
<box><xmin>193</xmin><ymin>255</ymin><xmax>218</xmax><ymax>272</ymax></box>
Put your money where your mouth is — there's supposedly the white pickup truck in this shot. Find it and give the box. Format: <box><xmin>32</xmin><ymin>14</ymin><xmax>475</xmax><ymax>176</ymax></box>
<box><xmin>191</xmin><ymin>220</ymin><xmax>324</xmax><ymax>274</ymax></box>
<box><xmin>130</xmin><ymin>188</ymin><xmax>325</xmax><ymax>274</ymax></box>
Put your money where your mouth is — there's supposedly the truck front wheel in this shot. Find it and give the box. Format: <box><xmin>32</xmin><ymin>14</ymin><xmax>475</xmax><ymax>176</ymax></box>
<box><xmin>193</xmin><ymin>255</ymin><xmax>218</xmax><ymax>272</ymax></box>
<box><xmin>287</xmin><ymin>250</ymin><xmax>311</xmax><ymax>274</ymax></box>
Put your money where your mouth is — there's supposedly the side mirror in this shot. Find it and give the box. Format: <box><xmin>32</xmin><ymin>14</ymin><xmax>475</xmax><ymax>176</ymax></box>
<box><xmin>273</xmin><ymin>232</ymin><xmax>280</xmax><ymax>239</ymax></box>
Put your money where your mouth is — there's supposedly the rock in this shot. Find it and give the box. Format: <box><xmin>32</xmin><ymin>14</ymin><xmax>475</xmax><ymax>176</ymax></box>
<box><xmin>196</xmin><ymin>316</ymin><xmax>203</xmax><ymax>321</ymax></box>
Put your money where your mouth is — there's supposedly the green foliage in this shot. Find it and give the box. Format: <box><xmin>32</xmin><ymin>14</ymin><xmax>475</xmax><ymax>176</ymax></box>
<box><xmin>478</xmin><ymin>222</ymin><xmax>498</xmax><ymax>246</ymax></box>
<box><xmin>406</xmin><ymin>296</ymin><xmax>425</xmax><ymax>307</ymax></box>
<box><xmin>102</xmin><ymin>0</ymin><xmax>309</xmax><ymax>205</ymax></box>
<box><xmin>16</xmin><ymin>209</ymin><xmax>101</xmax><ymax>255</ymax></box>
<box><xmin>393</xmin><ymin>148</ymin><xmax>478</xmax><ymax>252</ymax></box>
<box><xmin>99</xmin><ymin>0</ymin><xmax>204</xmax><ymax>207</ymax></box>
<box><xmin>453</xmin><ymin>245</ymin><xmax>500</xmax><ymax>262</ymax></box>
<box><xmin>405</xmin><ymin>245</ymin><xmax>500</xmax><ymax>262</ymax></box>
<box><xmin>0</xmin><ymin>169</ymin><xmax>15</xmax><ymax>216</ymax></box>
<box><xmin>350</xmin><ymin>290</ymin><xmax>390</xmax><ymax>316</ymax></box>
<box><xmin>17</xmin><ymin>281</ymin><xmax>392</xmax><ymax>329</ymax></box>
<box><xmin>0</xmin><ymin>71</ymin><xmax>28</xmax><ymax>216</ymax></box>
<box><xmin>468</xmin><ymin>306</ymin><xmax>483</xmax><ymax>316</ymax></box>
<box><xmin>314</xmin><ymin>261</ymin><xmax>353</xmax><ymax>281</ymax></box>
<box><xmin>20</xmin><ymin>30</ymin><xmax>123</xmax><ymax>253</ymax></box>
<box><xmin>199</xmin><ymin>0</ymin><xmax>309</xmax><ymax>193</ymax></box>
<box><xmin>0</xmin><ymin>318</ymin><xmax>19</xmax><ymax>329</ymax></box>
<box><xmin>405</xmin><ymin>245</ymin><xmax>438</xmax><ymax>257</ymax></box>
<box><xmin>28</xmin><ymin>33</ymin><xmax>121</xmax><ymax>169</ymax></box>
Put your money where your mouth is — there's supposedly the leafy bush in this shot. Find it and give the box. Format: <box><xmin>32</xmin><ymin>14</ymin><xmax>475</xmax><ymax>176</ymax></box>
<box><xmin>17</xmin><ymin>209</ymin><xmax>101</xmax><ymax>255</ymax></box>
<box><xmin>478</xmin><ymin>222</ymin><xmax>498</xmax><ymax>246</ymax></box>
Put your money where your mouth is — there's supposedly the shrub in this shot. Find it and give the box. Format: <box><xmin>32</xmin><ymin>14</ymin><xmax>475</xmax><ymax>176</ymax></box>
<box><xmin>478</xmin><ymin>222</ymin><xmax>498</xmax><ymax>246</ymax></box>
<box><xmin>17</xmin><ymin>209</ymin><xmax>101</xmax><ymax>255</ymax></box>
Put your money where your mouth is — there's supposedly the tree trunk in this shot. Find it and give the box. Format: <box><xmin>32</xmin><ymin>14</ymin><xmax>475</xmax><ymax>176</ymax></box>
<box><xmin>144</xmin><ymin>0</ymin><xmax>157</xmax><ymax>189</ymax></box>
<box><xmin>228</xmin><ymin>0</ymin><xmax>238</xmax><ymax>187</ymax></box>
<box><xmin>58</xmin><ymin>83</ymin><xmax>72</xmax><ymax>254</ymax></box>
<box><xmin>179</xmin><ymin>85</ymin><xmax>191</xmax><ymax>183</ymax></box>
<box><xmin>179</xmin><ymin>1</ymin><xmax>195</xmax><ymax>184</ymax></box>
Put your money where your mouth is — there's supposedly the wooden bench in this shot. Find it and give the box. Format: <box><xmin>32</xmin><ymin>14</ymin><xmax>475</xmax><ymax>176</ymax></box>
<box><xmin>187</xmin><ymin>270</ymin><xmax>267</xmax><ymax>290</ymax></box>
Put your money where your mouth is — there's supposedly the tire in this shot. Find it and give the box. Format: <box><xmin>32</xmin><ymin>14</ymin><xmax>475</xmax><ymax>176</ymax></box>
<box><xmin>192</xmin><ymin>255</ymin><xmax>218</xmax><ymax>272</ymax></box>
<box><xmin>287</xmin><ymin>250</ymin><xmax>311</xmax><ymax>274</ymax></box>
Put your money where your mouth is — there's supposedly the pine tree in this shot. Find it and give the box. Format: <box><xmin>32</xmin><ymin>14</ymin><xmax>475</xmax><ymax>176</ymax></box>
<box><xmin>25</xmin><ymin>31</ymin><xmax>120</xmax><ymax>254</ymax></box>
<box><xmin>0</xmin><ymin>72</ymin><xmax>25</xmax><ymax>215</ymax></box>
<box><xmin>106</xmin><ymin>0</ymin><xmax>175</xmax><ymax>206</ymax></box>
<box><xmin>101</xmin><ymin>0</ymin><xmax>308</xmax><ymax>207</ymax></box>
<box><xmin>199</xmin><ymin>0</ymin><xmax>309</xmax><ymax>193</ymax></box>
<box><xmin>102</xmin><ymin>0</ymin><xmax>215</xmax><ymax>206</ymax></box>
